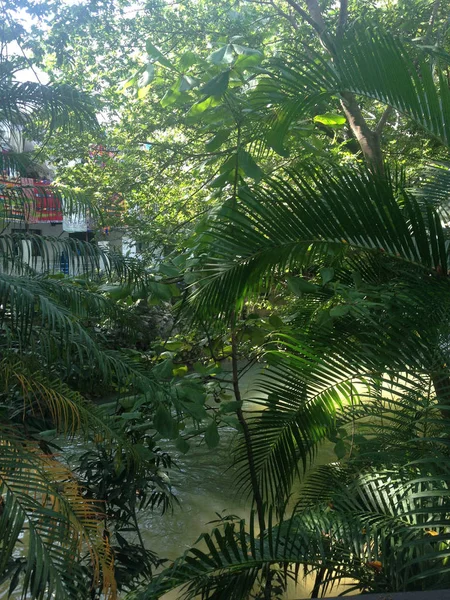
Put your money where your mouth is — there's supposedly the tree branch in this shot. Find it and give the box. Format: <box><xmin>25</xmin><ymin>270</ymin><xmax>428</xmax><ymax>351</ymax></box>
<box><xmin>285</xmin><ymin>0</ymin><xmax>385</xmax><ymax>174</ymax></box>
<box><xmin>283</xmin><ymin>0</ymin><xmax>324</xmax><ymax>34</ymax></box>
<box><xmin>304</xmin><ymin>0</ymin><xmax>326</xmax><ymax>31</ymax></box>
<box><xmin>284</xmin><ymin>0</ymin><xmax>336</xmax><ymax>52</ymax></box>
<box><xmin>340</xmin><ymin>92</ymin><xmax>384</xmax><ymax>175</ymax></box>
<box><xmin>337</xmin><ymin>0</ymin><xmax>348</xmax><ymax>37</ymax></box>
<box><xmin>375</xmin><ymin>105</ymin><xmax>393</xmax><ymax>135</ymax></box>
<box><xmin>270</xmin><ymin>0</ymin><xmax>298</xmax><ymax>29</ymax></box>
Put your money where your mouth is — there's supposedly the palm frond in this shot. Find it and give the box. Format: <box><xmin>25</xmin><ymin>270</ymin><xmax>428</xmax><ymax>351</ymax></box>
<box><xmin>412</xmin><ymin>161</ymin><xmax>450</xmax><ymax>217</ymax></box>
<box><xmin>0</xmin><ymin>360</ymin><xmax>144</xmax><ymax>447</ymax></box>
<box><xmin>141</xmin><ymin>425</ymin><xmax>450</xmax><ymax>599</ymax></box>
<box><xmin>233</xmin><ymin>345</ymin><xmax>361</xmax><ymax>506</ymax></box>
<box><xmin>0</xmin><ymin>429</ymin><xmax>116</xmax><ymax>599</ymax></box>
<box><xmin>0</xmin><ymin>234</ymin><xmax>148</xmax><ymax>284</ymax></box>
<box><xmin>190</xmin><ymin>165</ymin><xmax>449</xmax><ymax>319</ymax></box>
<box><xmin>231</xmin><ymin>261</ymin><xmax>450</xmax><ymax>507</ymax></box>
<box><xmin>0</xmin><ymin>81</ymin><xmax>98</xmax><ymax>134</ymax></box>
<box><xmin>0</xmin><ymin>181</ymin><xmax>102</xmax><ymax>231</ymax></box>
<box><xmin>137</xmin><ymin>508</ymin><xmax>324</xmax><ymax>600</ymax></box>
<box><xmin>262</xmin><ymin>27</ymin><xmax>450</xmax><ymax>152</ymax></box>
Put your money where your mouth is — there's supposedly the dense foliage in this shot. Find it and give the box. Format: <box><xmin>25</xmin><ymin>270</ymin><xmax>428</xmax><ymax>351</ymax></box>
<box><xmin>3</xmin><ymin>0</ymin><xmax>450</xmax><ymax>598</ymax></box>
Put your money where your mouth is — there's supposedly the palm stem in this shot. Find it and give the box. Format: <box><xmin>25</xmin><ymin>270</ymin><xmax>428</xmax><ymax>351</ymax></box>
<box><xmin>230</xmin><ymin>315</ymin><xmax>265</xmax><ymax>534</ymax></box>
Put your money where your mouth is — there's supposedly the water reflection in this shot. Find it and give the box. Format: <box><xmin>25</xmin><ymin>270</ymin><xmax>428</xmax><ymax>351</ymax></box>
<box><xmin>1</xmin><ymin>361</ymin><xmax>346</xmax><ymax>599</ymax></box>
<box><xmin>140</xmin><ymin>426</ymin><xmax>247</xmax><ymax>561</ymax></box>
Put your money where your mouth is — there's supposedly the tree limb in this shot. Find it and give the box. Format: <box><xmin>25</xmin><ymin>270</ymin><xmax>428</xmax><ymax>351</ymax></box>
<box><xmin>285</xmin><ymin>0</ymin><xmax>385</xmax><ymax>175</ymax></box>
<box><xmin>304</xmin><ymin>0</ymin><xmax>326</xmax><ymax>31</ymax></box>
<box><xmin>337</xmin><ymin>0</ymin><xmax>348</xmax><ymax>37</ymax></box>
<box><xmin>375</xmin><ymin>105</ymin><xmax>393</xmax><ymax>135</ymax></box>
<box><xmin>340</xmin><ymin>91</ymin><xmax>384</xmax><ymax>175</ymax></box>
<box><xmin>270</xmin><ymin>0</ymin><xmax>299</xmax><ymax>29</ymax></box>
<box><xmin>283</xmin><ymin>0</ymin><xmax>324</xmax><ymax>34</ymax></box>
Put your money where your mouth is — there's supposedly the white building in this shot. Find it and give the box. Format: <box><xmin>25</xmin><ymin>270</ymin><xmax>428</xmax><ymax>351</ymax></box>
<box><xmin>1</xmin><ymin>133</ymin><xmax>130</xmax><ymax>274</ymax></box>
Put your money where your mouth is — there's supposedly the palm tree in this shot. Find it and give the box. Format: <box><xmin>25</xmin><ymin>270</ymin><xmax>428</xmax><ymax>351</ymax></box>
<box><xmin>138</xmin><ymin>22</ymin><xmax>450</xmax><ymax>600</ymax></box>
<box><xmin>0</xmin><ymin>54</ymin><xmax>161</xmax><ymax>599</ymax></box>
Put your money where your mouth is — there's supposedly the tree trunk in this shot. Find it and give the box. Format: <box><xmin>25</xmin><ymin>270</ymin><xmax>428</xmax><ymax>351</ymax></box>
<box><xmin>282</xmin><ymin>0</ymin><xmax>387</xmax><ymax>174</ymax></box>
<box><xmin>340</xmin><ymin>92</ymin><xmax>385</xmax><ymax>175</ymax></box>
<box><xmin>231</xmin><ymin>320</ymin><xmax>266</xmax><ymax>534</ymax></box>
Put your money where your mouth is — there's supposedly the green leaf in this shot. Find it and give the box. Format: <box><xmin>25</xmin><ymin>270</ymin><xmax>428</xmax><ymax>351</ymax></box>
<box><xmin>181</xmin><ymin>400</ymin><xmax>207</xmax><ymax>421</ymax></box>
<box><xmin>220</xmin><ymin>401</ymin><xmax>242</xmax><ymax>414</ymax></box>
<box><xmin>37</xmin><ymin>429</ymin><xmax>57</xmax><ymax>439</ymax></box>
<box><xmin>146</xmin><ymin>40</ymin><xmax>174</xmax><ymax>69</ymax></box>
<box><xmin>205</xmin><ymin>421</ymin><xmax>220</xmax><ymax>448</ymax></box>
<box><xmin>205</xmin><ymin>130</ymin><xmax>230</xmax><ymax>152</ymax></box>
<box><xmin>154</xmin><ymin>404</ymin><xmax>178</xmax><ymax>439</ymax></box>
<box><xmin>169</xmin><ymin>283</ymin><xmax>181</xmax><ymax>297</ymax></box>
<box><xmin>268</xmin><ymin>315</ymin><xmax>284</xmax><ymax>328</ymax></box>
<box><xmin>159</xmin><ymin>263</ymin><xmax>180</xmax><ymax>278</ymax></box>
<box><xmin>232</xmin><ymin>44</ymin><xmax>262</xmax><ymax>56</ymax></box>
<box><xmin>132</xmin><ymin>443</ymin><xmax>155</xmax><ymax>461</ymax></box>
<box><xmin>334</xmin><ymin>439</ymin><xmax>347</xmax><ymax>459</ymax></box>
<box><xmin>137</xmin><ymin>85</ymin><xmax>151</xmax><ymax>99</ymax></box>
<box><xmin>249</xmin><ymin>328</ymin><xmax>266</xmax><ymax>346</ymax></box>
<box><xmin>148</xmin><ymin>281</ymin><xmax>173</xmax><ymax>300</ymax></box>
<box><xmin>119</xmin><ymin>74</ymin><xmax>138</xmax><ymax>92</ymax></box>
<box><xmin>99</xmin><ymin>283</ymin><xmax>131</xmax><ymax>300</ymax></box>
<box><xmin>320</xmin><ymin>267</ymin><xmax>335</xmax><ymax>285</ymax></box>
<box><xmin>120</xmin><ymin>411</ymin><xmax>142</xmax><ymax>420</ymax></box>
<box><xmin>164</xmin><ymin>341</ymin><xmax>185</xmax><ymax>351</ymax></box>
<box><xmin>313</xmin><ymin>113</ymin><xmax>346</xmax><ymax>126</ymax></box>
<box><xmin>179</xmin><ymin>51</ymin><xmax>199</xmax><ymax>70</ymax></box>
<box><xmin>208</xmin><ymin>45</ymin><xmax>234</xmax><ymax>65</ymax></box>
<box><xmin>234</xmin><ymin>52</ymin><xmax>263</xmax><ymax>71</ymax></box>
<box><xmin>193</xmin><ymin>362</ymin><xmax>220</xmax><ymax>375</ymax></box>
<box><xmin>138</xmin><ymin>64</ymin><xmax>154</xmax><ymax>88</ymax></box>
<box><xmin>161</xmin><ymin>88</ymin><xmax>181</xmax><ymax>107</ymax></box>
<box><xmin>175</xmin><ymin>437</ymin><xmax>190</xmax><ymax>454</ymax></box>
<box><xmin>287</xmin><ymin>276</ymin><xmax>318</xmax><ymax>295</ymax></box>
<box><xmin>200</xmin><ymin>71</ymin><xmax>230</xmax><ymax>97</ymax></box>
<box><xmin>329</xmin><ymin>305</ymin><xmax>351</xmax><ymax>318</ymax></box>
<box><xmin>238</xmin><ymin>149</ymin><xmax>264</xmax><ymax>182</ymax></box>
<box><xmin>210</xmin><ymin>170</ymin><xmax>233</xmax><ymax>188</ymax></box>
<box><xmin>178</xmin><ymin>75</ymin><xmax>198</xmax><ymax>92</ymax></box>
<box><xmin>119</xmin><ymin>396</ymin><xmax>136</xmax><ymax>410</ymax></box>
<box><xmin>220</xmin><ymin>153</ymin><xmax>238</xmax><ymax>173</ymax></box>
<box><xmin>152</xmin><ymin>359</ymin><xmax>174</xmax><ymax>379</ymax></box>
<box><xmin>172</xmin><ymin>365</ymin><xmax>188</xmax><ymax>377</ymax></box>
<box><xmin>188</xmin><ymin>95</ymin><xmax>222</xmax><ymax>117</ymax></box>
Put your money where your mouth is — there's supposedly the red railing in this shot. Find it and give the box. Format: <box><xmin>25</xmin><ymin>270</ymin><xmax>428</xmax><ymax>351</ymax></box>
<box><xmin>0</xmin><ymin>177</ymin><xmax>63</xmax><ymax>223</ymax></box>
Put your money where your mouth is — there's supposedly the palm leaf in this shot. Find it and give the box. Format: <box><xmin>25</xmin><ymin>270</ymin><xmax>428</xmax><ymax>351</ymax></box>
<box><xmin>190</xmin><ymin>165</ymin><xmax>449</xmax><ymax>319</ymax></box>
<box><xmin>262</xmin><ymin>27</ymin><xmax>450</xmax><ymax>153</ymax></box>
<box><xmin>0</xmin><ymin>233</ymin><xmax>148</xmax><ymax>283</ymax></box>
<box><xmin>0</xmin><ymin>181</ymin><xmax>102</xmax><ymax>231</ymax></box>
<box><xmin>233</xmin><ymin>334</ymin><xmax>435</xmax><ymax>507</ymax></box>
<box><xmin>140</xmin><ymin>429</ymin><xmax>450</xmax><ymax>599</ymax></box>
<box><xmin>0</xmin><ymin>360</ymin><xmax>150</xmax><ymax>451</ymax></box>
<box><xmin>0</xmin><ymin>429</ymin><xmax>116</xmax><ymax>599</ymax></box>
<box><xmin>0</xmin><ymin>81</ymin><xmax>98</xmax><ymax>135</ymax></box>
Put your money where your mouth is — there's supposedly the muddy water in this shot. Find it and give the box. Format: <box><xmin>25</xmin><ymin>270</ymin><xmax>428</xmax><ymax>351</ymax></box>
<box><xmin>138</xmin><ymin>365</ymin><xmax>346</xmax><ymax>600</ymax></box>
<box><xmin>1</xmin><ymin>364</ymin><xmax>349</xmax><ymax>599</ymax></box>
<box><xmin>141</xmin><ymin>428</ymin><xmax>342</xmax><ymax>599</ymax></box>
